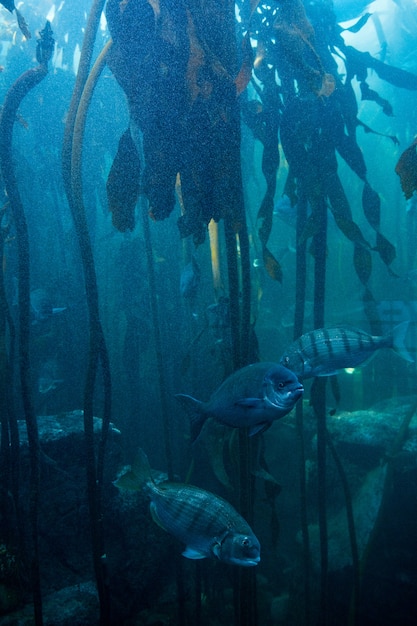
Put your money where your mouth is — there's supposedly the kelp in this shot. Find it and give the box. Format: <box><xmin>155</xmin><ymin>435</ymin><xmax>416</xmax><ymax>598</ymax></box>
<box><xmin>0</xmin><ymin>21</ymin><xmax>54</xmax><ymax>626</ymax></box>
<box><xmin>106</xmin><ymin>0</ymin><xmax>189</xmax><ymax>224</ymax></box>
<box><xmin>0</xmin><ymin>208</ymin><xmax>20</xmax><ymax>553</ymax></box>
<box><xmin>354</xmin><ymin>245</ymin><xmax>372</xmax><ymax>287</ymax></box>
<box><xmin>362</xmin><ymin>182</ymin><xmax>381</xmax><ymax>231</ymax></box>
<box><xmin>106</xmin><ymin>129</ymin><xmax>141</xmax><ymax>232</ymax></box>
<box><xmin>237</xmin><ymin>2</ymin><xmax>417</xmax><ymax>622</ymax></box>
<box><xmin>395</xmin><ymin>137</ymin><xmax>417</xmax><ymax>200</ymax></box>
<box><xmin>61</xmin><ymin>1</ymin><xmax>112</xmax><ymax>622</ymax></box>
<box><xmin>106</xmin><ymin>0</ymin><xmax>253</xmax><ymax>245</ymax></box>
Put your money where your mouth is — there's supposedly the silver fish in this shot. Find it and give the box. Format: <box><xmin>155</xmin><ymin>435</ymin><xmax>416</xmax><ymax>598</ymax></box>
<box><xmin>38</xmin><ymin>376</ymin><xmax>64</xmax><ymax>394</ymax></box>
<box><xmin>115</xmin><ymin>449</ymin><xmax>260</xmax><ymax>567</ymax></box>
<box><xmin>180</xmin><ymin>254</ymin><xmax>200</xmax><ymax>299</ymax></box>
<box><xmin>175</xmin><ymin>361</ymin><xmax>304</xmax><ymax>441</ymax></box>
<box><xmin>279</xmin><ymin>321</ymin><xmax>414</xmax><ymax>379</ymax></box>
<box><xmin>29</xmin><ymin>288</ymin><xmax>66</xmax><ymax>324</ymax></box>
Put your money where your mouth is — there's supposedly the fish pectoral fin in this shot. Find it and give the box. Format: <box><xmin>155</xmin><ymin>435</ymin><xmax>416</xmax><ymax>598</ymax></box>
<box><xmin>249</xmin><ymin>422</ymin><xmax>271</xmax><ymax>437</ymax></box>
<box><xmin>212</xmin><ymin>540</ymin><xmax>222</xmax><ymax>559</ymax></box>
<box><xmin>150</xmin><ymin>503</ymin><xmax>167</xmax><ymax>531</ymax></box>
<box><xmin>182</xmin><ymin>546</ymin><xmax>207</xmax><ymax>560</ymax></box>
<box><xmin>234</xmin><ymin>397</ymin><xmax>263</xmax><ymax>409</ymax></box>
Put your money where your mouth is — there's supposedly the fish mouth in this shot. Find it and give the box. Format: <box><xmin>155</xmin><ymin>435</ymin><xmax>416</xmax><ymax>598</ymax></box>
<box><xmin>294</xmin><ymin>385</ymin><xmax>304</xmax><ymax>398</ymax></box>
<box><xmin>240</xmin><ymin>556</ymin><xmax>260</xmax><ymax>567</ymax></box>
<box><xmin>265</xmin><ymin>379</ymin><xmax>304</xmax><ymax>409</ymax></box>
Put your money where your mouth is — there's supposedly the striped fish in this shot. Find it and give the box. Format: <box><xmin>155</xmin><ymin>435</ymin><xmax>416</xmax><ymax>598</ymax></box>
<box><xmin>115</xmin><ymin>449</ymin><xmax>261</xmax><ymax>567</ymax></box>
<box><xmin>279</xmin><ymin>321</ymin><xmax>414</xmax><ymax>379</ymax></box>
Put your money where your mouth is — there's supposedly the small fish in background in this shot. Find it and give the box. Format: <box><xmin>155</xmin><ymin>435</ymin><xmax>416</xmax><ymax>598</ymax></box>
<box><xmin>176</xmin><ymin>361</ymin><xmax>304</xmax><ymax>442</ymax></box>
<box><xmin>10</xmin><ymin>281</ymin><xmax>67</xmax><ymax>324</ymax></box>
<box><xmin>38</xmin><ymin>375</ymin><xmax>64</xmax><ymax>395</ymax></box>
<box><xmin>205</xmin><ymin>296</ymin><xmax>230</xmax><ymax>342</ymax></box>
<box><xmin>279</xmin><ymin>322</ymin><xmax>414</xmax><ymax>379</ymax></box>
<box><xmin>273</xmin><ymin>194</ymin><xmax>299</xmax><ymax>229</ymax></box>
<box><xmin>29</xmin><ymin>288</ymin><xmax>66</xmax><ymax>325</ymax></box>
<box><xmin>180</xmin><ymin>254</ymin><xmax>201</xmax><ymax>300</ymax></box>
<box><xmin>37</xmin><ymin>359</ymin><xmax>64</xmax><ymax>394</ymax></box>
<box><xmin>114</xmin><ymin>448</ymin><xmax>261</xmax><ymax>567</ymax></box>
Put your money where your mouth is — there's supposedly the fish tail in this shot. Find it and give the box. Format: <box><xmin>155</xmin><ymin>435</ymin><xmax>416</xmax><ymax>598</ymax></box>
<box><xmin>175</xmin><ymin>393</ymin><xmax>206</xmax><ymax>443</ymax></box>
<box><xmin>391</xmin><ymin>321</ymin><xmax>414</xmax><ymax>363</ymax></box>
<box><xmin>114</xmin><ymin>448</ymin><xmax>153</xmax><ymax>491</ymax></box>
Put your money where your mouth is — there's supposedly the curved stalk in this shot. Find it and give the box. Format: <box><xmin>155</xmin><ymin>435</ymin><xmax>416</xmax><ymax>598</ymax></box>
<box><xmin>0</xmin><ymin>52</ymin><xmax>50</xmax><ymax>626</ymax></box>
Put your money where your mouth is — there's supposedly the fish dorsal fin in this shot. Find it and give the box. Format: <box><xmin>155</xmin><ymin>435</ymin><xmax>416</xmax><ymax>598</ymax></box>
<box><xmin>113</xmin><ymin>469</ymin><xmax>142</xmax><ymax>491</ymax></box>
<box><xmin>114</xmin><ymin>448</ymin><xmax>154</xmax><ymax>491</ymax></box>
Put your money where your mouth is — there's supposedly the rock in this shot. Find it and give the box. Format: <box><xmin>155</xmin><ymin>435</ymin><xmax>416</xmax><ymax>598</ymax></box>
<box><xmin>0</xmin><ymin>581</ymin><xmax>98</xmax><ymax>625</ymax></box>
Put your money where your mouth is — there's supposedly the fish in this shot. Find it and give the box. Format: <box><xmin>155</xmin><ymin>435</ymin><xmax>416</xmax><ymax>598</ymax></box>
<box><xmin>38</xmin><ymin>376</ymin><xmax>64</xmax><ymax>394</ymax></box>
<box><xmin>175</xmin><ymin>362</ymin><xmax>304</xmax><ymax>441</ymax></box>
<box><xmin>29</xmin><ymin>288</ymin><xmax>66</xmax><ymax>324</ymax></box>
<box><xmin>206</xmin><ymin>297</ymin><xmax>230</xmax><ymax>330</ymax></box>
<box><xmin>37</xmin><ymin>358</ymin><xmax>64</xmax><ymax>394</ymax></box>
<box><xmin>114</xmin><ymin>448</ymin><xmax>261</xmax><ymax>567</ymax></box>
<box><xmin>273</xmin><ymin>194</ymin><xmax>299</xmax><ymax>228</ymax></box>
<box><xmin>279</xmin><ymin>322</ymin><xmax>414</xmax><ymax>379</ymax></box>
<box><xmin>180</xmin><ymin>254</ymin><xmax>200</xmax><ymax>299</ymax></box>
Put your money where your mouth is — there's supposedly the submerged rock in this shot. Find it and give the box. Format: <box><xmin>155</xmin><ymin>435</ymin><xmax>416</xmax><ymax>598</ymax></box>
<box><xmin>0</xmin><ymin>581</ymin><xmax>99</xmax><ymax>626</ymax></box>
<box><xmin>326</xmin><ymin>397</ymin><xmax>417</xmax><ymax>466</ymax></box>
<box><xmin>0</xmin><ymin>412</ymin><xmax>174</xmax><ymax>623</ymax></box>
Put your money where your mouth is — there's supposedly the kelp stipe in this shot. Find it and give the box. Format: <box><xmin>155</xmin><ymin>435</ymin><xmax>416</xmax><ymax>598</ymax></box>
<box><xmin>61</xmin><ymin>1</ymin><xmax>112</xmax><ymax>623</ymax></box>
<box><xmin>0</xmin><ymin>21</ymin><xmax>55</xmax><ymax>626</ymax></box>
<box><xmin>0</xmin><ymin>211</ymin><xmax>20</xmax><ymax>550</ymax></box>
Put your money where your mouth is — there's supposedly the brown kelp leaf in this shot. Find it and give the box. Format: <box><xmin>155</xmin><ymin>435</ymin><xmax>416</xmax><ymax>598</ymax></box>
<box><xmin>235</xmin><ymin>33</ymin><xmax>254</xmax><ymax>96</ymax></box>
<box><xmin>15</xmin><ymin>9</ymin><xmax>31</xmax><ymax>39</ymax></box>
<box><xmin>357</xmin><ymin>119</ymin><xmax>399</xmax><ymax>145</ymax></box>
<box><xmin>106</xmin><ymin>129</ymin><xmax>141</xmax><ymax>232</ymax></box>
<box><xmin>354</xmin><ymin>244</ymin><xmax>372</xmax><ymax>285</ymax></box>
<box><xmin>395</xmin><ymin>137</ymin><xmax>417</xmax><ymax>200</ymax></box>
<box><xmin>257</xmin><ymin>194</ymin><xmax>274</xmax><ymax>245</ymax></box>
<box><xmin>317</xmin><ymin>73</ymin><xmax>336</xmax><ymax>98</ymax></box>
<box><xmin>360</xmin><ymin>81</ymin><xmax>393</xmax><ymax>116</ymax></box>
<box><xmin>263</xmin><ymin>246</ymin><xmax>282</xmax><ymax>282</ymax></box>
<box><xmin>376</xmin><ymin>232</ymin><xmax>396</xmax><ymax>267</ymax></box>
<box><xmin>362</xmin><ymin>182</ymin><xmax>381</xmax><ymax>230</ymax></box>
<box><xmin>298</xmin><ymin>211</ymin><xmax>323</xmax><ymax>245</ymax></box>
<box><xmin>333</xmin><ymin>214</ymin><xmax>371</xmax><ymax>249</ymax></box>
<box><xmin>342</xmin><ymin>12</ymin><xmax>372</xmax><ymax>33</ymax></box>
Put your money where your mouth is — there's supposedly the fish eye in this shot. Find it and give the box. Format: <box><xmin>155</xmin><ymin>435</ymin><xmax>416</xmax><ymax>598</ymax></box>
<box><xmin>278</xmin><ymin>382</ymin><xmax>285</xmax><ymax>389</ymax></box>
<box><xmin>242</xmin><ymin>537</ymin><xmax>250</xmax><ymax>546</ymax></box>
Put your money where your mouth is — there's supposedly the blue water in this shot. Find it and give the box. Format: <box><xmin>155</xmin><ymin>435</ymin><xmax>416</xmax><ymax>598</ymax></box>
<box><xmin>0</xmin><ymin>1</ymin><xmax>416</xmax><ymax>624</ymax></box>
